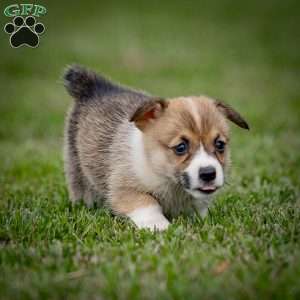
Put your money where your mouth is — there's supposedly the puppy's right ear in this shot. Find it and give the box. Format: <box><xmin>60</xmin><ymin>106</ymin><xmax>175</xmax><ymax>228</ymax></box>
<box><xmin>130</xmin><ymin>98</ymin><xmax>168</xmax><ymax>131</ymax></box>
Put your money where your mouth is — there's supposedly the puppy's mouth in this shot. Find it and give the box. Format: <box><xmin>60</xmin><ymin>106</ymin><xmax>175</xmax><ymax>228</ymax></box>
<box><xmin>194</xmin><ymin>186</ymin><xmax>218</xmax><ymax>194</ymax></box>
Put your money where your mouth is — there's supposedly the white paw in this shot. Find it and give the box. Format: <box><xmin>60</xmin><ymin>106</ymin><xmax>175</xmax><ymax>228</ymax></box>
<box><xmin>135</xmin><ymin>216</ymin><xmax>170</xmax><ymax>231</ymax></box>
<box><xmin>127</xmin><ymin>205</ymin><xmax>170</xmax><ymax>231</ymax></box>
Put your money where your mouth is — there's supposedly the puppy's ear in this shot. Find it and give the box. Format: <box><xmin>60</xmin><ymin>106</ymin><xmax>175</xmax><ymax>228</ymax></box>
<box><xmin>215</xmin><ymin>100</ymin><xmax>250</xmax><ymax>130</ymax></box>
<box><xmin>130</xmin><ymin>98</ymin><xmax>168</xmax><ymax>131</ymax></box>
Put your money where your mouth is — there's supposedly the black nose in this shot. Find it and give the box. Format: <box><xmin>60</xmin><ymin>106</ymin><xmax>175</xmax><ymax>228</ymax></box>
<box><xmin>199</xmin><ymin>166</ymin><xmax>216</xmax><ymax>182</ymax></box>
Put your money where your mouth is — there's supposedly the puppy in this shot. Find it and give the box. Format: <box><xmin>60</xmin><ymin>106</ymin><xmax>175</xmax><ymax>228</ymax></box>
<box><xmin>63</xmin><ymin>65</ymin><xmax>249</xmax><ymax>231</ymax></box>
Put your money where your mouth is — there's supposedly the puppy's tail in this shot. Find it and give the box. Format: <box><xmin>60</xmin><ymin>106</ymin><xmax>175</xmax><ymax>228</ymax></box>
<box><xmin>63</xmin><ymin>65</ymin><xmax>118</xmax><ymax>101</ymax></box>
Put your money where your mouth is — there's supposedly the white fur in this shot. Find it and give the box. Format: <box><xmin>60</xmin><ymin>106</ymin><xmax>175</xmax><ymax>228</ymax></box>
<box><xmin>127</xmin><ymin>205</ymin><xmax>170</xmax><ymax>231</ymax></box>
<box><xmin>129</xmin><ymin>126</ymin><xmax>165</xmax><ymax>191</ymax></box>
<box><xmin>184</xmin><ymin>144</ymin><xmax>224</xmax><ymax>199</ymax></box>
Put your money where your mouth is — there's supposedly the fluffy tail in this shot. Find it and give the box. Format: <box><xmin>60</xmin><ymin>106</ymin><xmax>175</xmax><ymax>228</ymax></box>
<box><xmin>63</xmin><ymin>65</ymin><xmax>118</xmax><ymax>100</ymax></box>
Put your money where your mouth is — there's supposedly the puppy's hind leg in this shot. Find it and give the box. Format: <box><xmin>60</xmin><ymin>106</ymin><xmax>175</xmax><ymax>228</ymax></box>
<box><xmin>83</xmin><ymin>181</ymin><xmax>105</xmax><ymax>208</ymax></box>
<box><xmin>110</xmin><ymin>189</ymin><xmax>170</xmax><ymax>231</ymax></box>
<box><xmin>64</xmin><ymin>132</ymin><xmax>93</xmax><ymax>206</ymax></box>
<box><xmin>65</xmin><ymin>155</ymin><xmax>102</xmax><ymax>207</ymax></box>
<box><xmin>64</xmin><ymin>153</ymin><xmax>86</xmax><ymax>205</ymax></box>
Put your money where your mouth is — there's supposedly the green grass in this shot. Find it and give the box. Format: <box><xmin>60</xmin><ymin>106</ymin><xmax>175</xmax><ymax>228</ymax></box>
<box><xmin>1</xmin><ymin>0</ymin><xmax>300</xmax><ymax>299</ymax></box>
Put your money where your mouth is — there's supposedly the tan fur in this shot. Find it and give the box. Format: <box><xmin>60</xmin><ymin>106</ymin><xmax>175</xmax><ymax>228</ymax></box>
<box><xmin>110</xmin><ymin>189</ymin><xmax>159</xmax><ymax>215</ymax></box>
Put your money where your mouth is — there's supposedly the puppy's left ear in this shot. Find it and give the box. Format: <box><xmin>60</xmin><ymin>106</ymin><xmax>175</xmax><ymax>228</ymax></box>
<box><xmin>215</xmin><ymin>100</ymin><xmax>250</xmax><ymax>130</ymax></box>
<box><xmin>130</xmin><ymin>98</ymin><xmax>168</xmax><ymax>131</ymax></box>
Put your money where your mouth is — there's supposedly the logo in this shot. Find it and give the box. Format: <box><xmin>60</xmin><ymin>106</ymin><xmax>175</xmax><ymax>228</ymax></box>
<box><xmin>3</xmin><ymin>4</ymin><xmax>46</xmax><ymax>48</ymax></box>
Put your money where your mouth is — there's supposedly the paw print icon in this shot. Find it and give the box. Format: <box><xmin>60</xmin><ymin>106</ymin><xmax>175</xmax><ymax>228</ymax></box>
<box><xmin>4</xmin><ymin>16</ymin><xmax>45</xmax><ymax>48</ymax></box>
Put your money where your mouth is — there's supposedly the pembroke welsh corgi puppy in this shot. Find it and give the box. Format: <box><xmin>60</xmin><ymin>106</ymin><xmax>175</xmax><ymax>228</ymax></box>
<box><xmin>64</xmin><ymin>65</ymin><xmax>249</xmax><ymax>231</ymax></box>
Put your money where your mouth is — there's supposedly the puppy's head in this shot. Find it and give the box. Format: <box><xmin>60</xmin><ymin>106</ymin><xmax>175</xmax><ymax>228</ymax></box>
<box><xmin>131</xmin><ymin>96</ymin><xmax>249</xmax><ymax>199</ymax></box>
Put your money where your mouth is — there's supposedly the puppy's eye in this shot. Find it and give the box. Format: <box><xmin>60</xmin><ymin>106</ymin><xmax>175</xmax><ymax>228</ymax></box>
<box><xmin>215</xmin><ymin>139</ymin><xmax>226</xmax><ymax>153</ymax></box>
<box><xmin>174</xmin><ymin>140</ymin><xmax>189</xmax><ymax>156</ymax></box>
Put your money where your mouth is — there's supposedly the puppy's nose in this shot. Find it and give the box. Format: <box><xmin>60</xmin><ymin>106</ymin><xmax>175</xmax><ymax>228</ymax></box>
<box><xmin>199</xmin><ymin>166</ymin><xmax>216</xmax><ymax>182</ymax></box>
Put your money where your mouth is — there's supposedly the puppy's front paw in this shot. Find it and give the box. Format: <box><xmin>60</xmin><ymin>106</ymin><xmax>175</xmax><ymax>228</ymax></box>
<box><xmin>193</xmin><ymin>201</ymin><xmax>209</xmax><ymax>218</ymax></box>
<box><xmin>137</xmin><ymin>216</ymin><xmax>170</xmax><ymax>231</ymax></box>
<box><xmin>127</xmin><ymin>205</ymin><xmax>170</xmax><ymax>231</ymax></box>
<box><xmin>199</xmin><ymin>207</ymin><xmax>208</xmax><ymax>218</ymax></box>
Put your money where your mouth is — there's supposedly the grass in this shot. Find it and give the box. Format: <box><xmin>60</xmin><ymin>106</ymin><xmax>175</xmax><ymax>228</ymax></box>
<box><xmin>0</xmin><ymin>0</ymin><xmax>300</xmax><ymax>299</ymax></box>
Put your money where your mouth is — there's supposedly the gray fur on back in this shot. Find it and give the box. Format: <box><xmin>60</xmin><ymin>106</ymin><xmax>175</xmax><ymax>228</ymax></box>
<box><xmin>64</xmin><ymin>65</ymin><xmax>152</xmax><ymax>206</ymax></box>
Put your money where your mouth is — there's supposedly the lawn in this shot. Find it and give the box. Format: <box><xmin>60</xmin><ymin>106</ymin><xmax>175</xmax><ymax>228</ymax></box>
<box><xmin>0</xmin><ymin>0</ymin><xmax>300</xmax><ymax>299</ymax></box>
